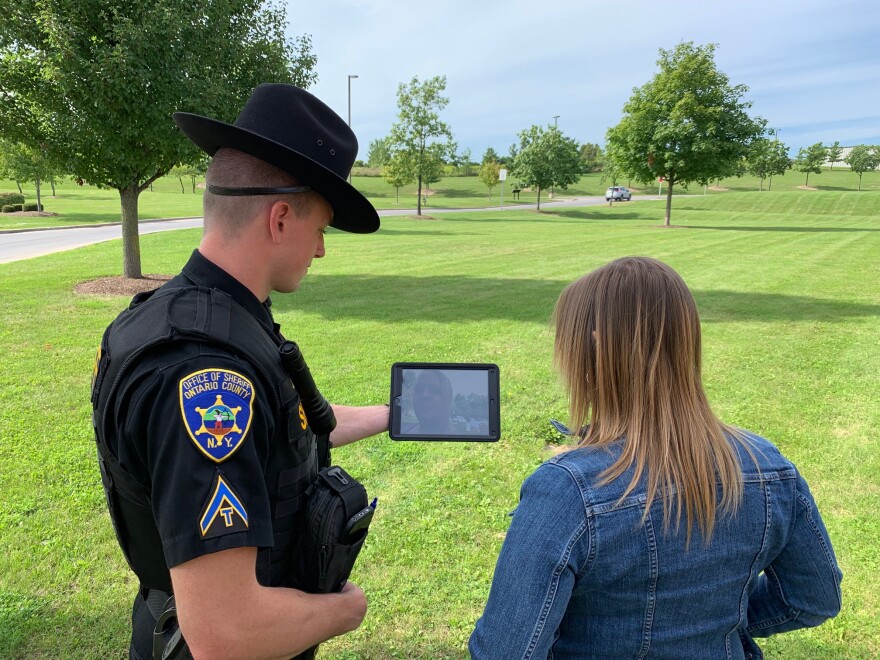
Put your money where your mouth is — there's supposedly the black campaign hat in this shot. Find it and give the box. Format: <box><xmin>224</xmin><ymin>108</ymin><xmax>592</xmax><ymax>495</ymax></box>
<box><xmin>173</xmin><ymin>84</ymin><xmax>379</xmax><ymax>233</ymax></box>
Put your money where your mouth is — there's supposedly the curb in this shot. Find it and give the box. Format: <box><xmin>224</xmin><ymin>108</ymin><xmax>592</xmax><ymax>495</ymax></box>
<box><xmin>0</xmin><ymin>216</ymin><xmax>203</xmax><ymax>235</ymax></box>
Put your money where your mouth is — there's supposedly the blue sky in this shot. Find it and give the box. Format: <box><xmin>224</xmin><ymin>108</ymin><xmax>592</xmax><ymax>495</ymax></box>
<box><xmin>286</xmin><ymin>0</ymin><xmax>880</xmax><ymax>161</ymax></box>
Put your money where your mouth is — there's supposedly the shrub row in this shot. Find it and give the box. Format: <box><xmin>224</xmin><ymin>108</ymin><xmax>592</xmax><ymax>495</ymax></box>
<box><xmin>0</xmin><ymin>203</ymin><xmax>43</xmax><ymax>212</ymax></box>
<box><xmin>0</xmin><ymin>192</ymin><xmax>25</xmax><ymax>206</ymax></box>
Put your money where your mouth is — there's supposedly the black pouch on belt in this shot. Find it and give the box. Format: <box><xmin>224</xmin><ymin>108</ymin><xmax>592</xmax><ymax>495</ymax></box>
<box><xmin>294</xmin><ymin>465</ymin><xmax>375</xmax><ymax>594</ymax></box>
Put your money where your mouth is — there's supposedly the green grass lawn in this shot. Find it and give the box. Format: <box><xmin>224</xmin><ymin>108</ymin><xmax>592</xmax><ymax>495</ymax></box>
<box><xmin>3</xmin><ymin>167</ymin><xmax>878</xmax><ymax>231</ymax></box>
<box><xmin>1</xmin><ymin>191</ymin><xmax>878</xmax><ymax>658</ymax></box>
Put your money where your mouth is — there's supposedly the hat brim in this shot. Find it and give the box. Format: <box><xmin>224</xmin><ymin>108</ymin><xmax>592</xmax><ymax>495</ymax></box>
<box><xmin>173</xmin><ymin>112</ymin><xmax>379</xmax><ymax>234</ymax></box>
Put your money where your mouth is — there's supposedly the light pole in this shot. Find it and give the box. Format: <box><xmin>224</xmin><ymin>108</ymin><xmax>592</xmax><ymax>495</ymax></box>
<box><xmin>347</xmin><ymin>74</ymin><xmax>358</xmax><ymax>183</ymax></box>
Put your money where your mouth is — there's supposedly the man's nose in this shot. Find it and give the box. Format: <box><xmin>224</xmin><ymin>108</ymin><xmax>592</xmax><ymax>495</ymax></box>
<box><xmin>315</xmin><ymin>233</ymin><xmax>326</xmax><ymax>258</ymax></box>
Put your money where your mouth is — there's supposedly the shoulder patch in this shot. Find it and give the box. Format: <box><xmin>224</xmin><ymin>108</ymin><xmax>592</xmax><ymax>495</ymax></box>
<box><xmin>179</xmin><ymin>368</ymin><xmax>254</xmax><ymax>463</ymax></box>
<box><xmin>199</xmin><ymin>472</ymin><xmax>249</xmax><ymax>539</ymax></box>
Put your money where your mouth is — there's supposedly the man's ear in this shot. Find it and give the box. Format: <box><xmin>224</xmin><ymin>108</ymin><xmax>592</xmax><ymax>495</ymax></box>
<box><xmin>267</xmin><ymin>200</ymin><xmax>294</xmax><ymax>244</ymax></box>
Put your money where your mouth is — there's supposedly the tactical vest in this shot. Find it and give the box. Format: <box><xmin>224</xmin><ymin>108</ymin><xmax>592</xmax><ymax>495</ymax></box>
<box><xmin>91</xmin><ymin>285</ymin><xmax>325</xmax><ymax>593</ymax></box>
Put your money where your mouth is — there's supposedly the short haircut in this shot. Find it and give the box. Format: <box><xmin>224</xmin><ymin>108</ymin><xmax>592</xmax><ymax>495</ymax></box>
<box><xmin>203</xmin><ymin>148</ymin><xmax>319</xmax><ymax>237</ymax></box>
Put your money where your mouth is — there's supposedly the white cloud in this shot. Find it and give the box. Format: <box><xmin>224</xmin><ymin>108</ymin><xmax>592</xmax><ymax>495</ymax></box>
<box><xmin>284</xmin><ymin>0</ymin><xmax>880</xmax><ymax>157</ymax></box>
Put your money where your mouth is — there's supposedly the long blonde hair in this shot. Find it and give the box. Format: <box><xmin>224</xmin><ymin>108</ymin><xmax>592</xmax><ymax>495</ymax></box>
<box><xmin>552</xmin><ymin>257</ymin><xmax>750</xmax><ymax>544</ymax></box>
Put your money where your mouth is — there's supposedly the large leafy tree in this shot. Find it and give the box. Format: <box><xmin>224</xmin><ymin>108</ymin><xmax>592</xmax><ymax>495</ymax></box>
<box><xmin>0</xmin><ymin>0</ymin><xmax>316</xmax><ymax>277</ymax></box>
<box><xmin>388</xmin><ymin>75</ymin><xmax>455</xmax><ymax>216</ymax></box>
<box><xmin>605</xmin><ymin>42</ymin><xmax>764</xmax><ymax>226</ymax></box>
<box><xmin>510</xmin><ymin>125</ymin><xmax>582</xmax><ymax>211</ymax></box>
<box><xmin>794</xmin><ymin>142</ymin><xmax>828</xmax><ymax>187</ymax></box>
<box><xmin>845</xmin><ymin>145</ymin><xmax>879</xmax><ymax>191</ymax></box>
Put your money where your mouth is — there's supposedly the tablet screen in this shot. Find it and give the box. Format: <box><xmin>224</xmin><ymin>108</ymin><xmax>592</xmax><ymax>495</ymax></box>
<box><xmin>389</xmin><ymin>363</ymin><xmax>500</xmax><ymax>442</ymax></box>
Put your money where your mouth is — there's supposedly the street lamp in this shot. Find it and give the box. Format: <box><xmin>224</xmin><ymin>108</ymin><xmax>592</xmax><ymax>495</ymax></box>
<box><xmin>347</xmin><ymin>75</ymin><xmax>358</xmax><ymax>183</ymax></box>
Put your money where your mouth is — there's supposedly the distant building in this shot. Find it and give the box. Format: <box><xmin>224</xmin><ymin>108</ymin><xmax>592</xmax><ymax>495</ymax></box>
<box><xmin>825</xmin><ymin>145</ymin><xmax>880</xmax><ymax>170</ymax></box>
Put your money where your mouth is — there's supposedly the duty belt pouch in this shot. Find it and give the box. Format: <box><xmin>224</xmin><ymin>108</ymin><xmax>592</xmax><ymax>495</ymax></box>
<box><xmin>295</xmin><ymin>466</ymin><xmax>374</xmax><ymax>594</ymax></box>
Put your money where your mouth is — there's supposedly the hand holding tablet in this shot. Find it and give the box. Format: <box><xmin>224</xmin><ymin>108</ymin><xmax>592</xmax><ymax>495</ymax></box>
<box><xmin>389</xmin><ymin>363</ymin><xmax>500</xmax><ymax>442</ymax></box>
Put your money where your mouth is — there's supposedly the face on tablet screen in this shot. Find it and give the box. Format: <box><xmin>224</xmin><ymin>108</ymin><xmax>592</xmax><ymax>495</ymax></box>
<box><xmin>400</xmin><ymin>368</ymin><xmax>491</xmax><ymax>436</ymax></box>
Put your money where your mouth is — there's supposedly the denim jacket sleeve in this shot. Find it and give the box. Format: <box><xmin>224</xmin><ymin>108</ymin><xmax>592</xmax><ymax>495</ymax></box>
<box><xmin>746</xmin><ymin>470</ymin><xmax>843</xmax><ymax>637</ymax></box>
<box><xmin>470</xmin><ymin>462</ymin><xmax>591</xmax><ymax>660</ymax></box>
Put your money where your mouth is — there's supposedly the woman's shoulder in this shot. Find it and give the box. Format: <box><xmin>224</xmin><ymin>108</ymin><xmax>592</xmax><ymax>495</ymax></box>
<box><xmin>546</xmin><ymin>441</ymin><xmax>626</xmax><ymax>473</ymax></box>
<box><xmin>730</xmin><ymin>429</ymin><xmax>798</xmax><ymax>476</ymax></box>
<box><xmin>525</xmin><ymin>441</ymin><xmax>633</xmax><ymax>505</ymax></box>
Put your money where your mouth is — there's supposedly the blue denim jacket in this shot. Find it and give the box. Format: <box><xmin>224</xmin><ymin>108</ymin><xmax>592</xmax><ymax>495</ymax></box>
<box><xmin>469</xmin><ymin>433</ymin><xmax>842</xmax><ymax>659</ymax></box>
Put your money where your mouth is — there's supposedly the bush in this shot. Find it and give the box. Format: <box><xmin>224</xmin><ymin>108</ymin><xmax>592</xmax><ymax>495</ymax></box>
<box><xmin>0</xmin><ymin>192</ymin><xmax>25</xmax><ymax>206</ymax></box>
<box><xmin>22</xmin><ymin>203</ymin><xmax>41</xmax><ymax>212</ymax></box>
<box><xmin>2</xmin><ymin>205</ymin><xmax>15</xmax><ymax>213</ymax></box>
<box><xmin>350</xmin><ymin>166</ymin><xmax>382</xmax><ymax>177</ymax></box>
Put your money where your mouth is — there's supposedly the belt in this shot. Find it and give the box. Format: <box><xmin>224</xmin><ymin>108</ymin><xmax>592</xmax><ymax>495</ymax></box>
<box><xmin>144</xmin><ymin>588</ymin><xmax>171</xmax><ymax>620</ymax></box>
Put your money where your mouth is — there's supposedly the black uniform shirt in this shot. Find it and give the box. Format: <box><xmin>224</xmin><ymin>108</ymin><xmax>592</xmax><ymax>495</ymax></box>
<box><xmin>109</xmin><ymin>250</ymin><xmax>282</xmax><ymax>569</ymax></box>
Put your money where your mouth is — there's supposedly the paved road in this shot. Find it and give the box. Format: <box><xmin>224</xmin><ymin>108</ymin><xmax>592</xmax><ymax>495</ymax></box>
<box><xmin>0</xmin><ymin>196</ymin><xmax>657</xmax><ymax>264</ymax></box>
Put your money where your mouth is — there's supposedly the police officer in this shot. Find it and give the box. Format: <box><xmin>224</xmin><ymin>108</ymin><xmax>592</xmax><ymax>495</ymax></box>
<box><xmin>91</xmin><ymin>84</ymin><xmax>389</xmax><ymax>659</ymax></box>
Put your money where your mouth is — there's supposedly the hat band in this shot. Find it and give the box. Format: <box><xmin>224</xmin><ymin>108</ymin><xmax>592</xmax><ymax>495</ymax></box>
<box><xmin>206</xmin><ymin>184</ymin><xmax>313</xmax><ymax>196</ymax></box>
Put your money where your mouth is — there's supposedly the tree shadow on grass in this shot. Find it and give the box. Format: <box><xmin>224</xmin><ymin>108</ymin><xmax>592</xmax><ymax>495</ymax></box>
<box><xmin>277</xmin><ymin>276</ymin><xmax>880</xmax><ymax>324</ymax></box>
<box><xmin>436</xmin><ymin>210</ymin><xmax>619</xmax><ymax>224</ymax></box>
<box><xmin>431</xmin><ymin>187</ymin><xmax>476</xmax><ymax>197</ymax></box>
<box><xmin>376</xmin><ymin>228</ymin><xmax>477</xmax><ymax>236</ymax></box>
<box><xmin>547</xmin><ymin>208</ymin><xmax>642</xmax><ymax>221</ymax></box>
<box><xmin>679</xmin><ymin>225</ymin><xmax>880</xmax><ymax>233</ymax></box>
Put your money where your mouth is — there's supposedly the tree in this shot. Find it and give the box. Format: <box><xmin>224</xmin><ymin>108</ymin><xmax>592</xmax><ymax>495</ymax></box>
<box><xmin>168</xmin><ymin>156</ymin><xmax>208</xmax><ymax>194</ymax></box>
<box><xmin>511</xmin><ymin>125</ymin><xmax>582</xmax><ymax>211</ymax></box>
<box><xmin>605</xmin><ymin>42</ymin><xmax>765</xmax><ymax>226</ymax></box>
<box><xmin>0</xmin><ymin>1</ymin><xmax>317</xmax><ymax>278</ymax></box>
<box><xmin>479</xmin><ymin>160</ymin><xmax>501</xmax><ymax>197</ymax></box>
<box><xmin>794</xmin><ymin>143</ymin><xmax>828</xmax><ymax>187</ymax></box>
<box><xmin>579</xmin><ymin>143</ymin><xmax>605</xmax><ymax>173</ymax></box>
<box><xmin>827</xmin><ymin>141</ymin><xmax>843</xmax><ymax>170</ymax></box>
<box><xmin>382</xmin><ymin>151</ymin><xmax>414</xmax><ymax>204</ymax></box>
<box><xmin>747</xmin><ymin>137</ymin><xmax>790</xmax><ymax>191</ymax></box>
<box><xmin>0</xmin><ymin>139</ymin><xmax>59</xmax><ymax>210</ymax></box>
<box><xmin>845</xmin><ymin>145</ymin><xmax>879</xmax><ymax>191</ymax></box>
<box><xmin>421</xmin><ymin>148</ymin><xmax>446</xmax><ymax>198</ymax></box>
<box><xmin>388</xmin><ymin>75</ymin><xmax>455</xmax><ymax>216</ymax></box>
<box><xmin>482</xmin><ymin>147</ymin><xmax>500</xmax><ymax>164</ymax></box>
<box><xmin>458</xmin><ymin>147</ymin><xmax>473</xmax><ymax>176</ymax></box>
<box><xmin>765</xmin><ymin>140</ymin><xmax>790</xmax><ymax>191</ymax></box>
<box><xmin>367</xmin><ymin>137</ymin><xmax>392</xmax><ymax>168</ymax></box>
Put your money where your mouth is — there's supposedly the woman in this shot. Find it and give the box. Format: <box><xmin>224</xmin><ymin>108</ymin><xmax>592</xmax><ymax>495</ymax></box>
<box><xmin>470</xmin><ymin>257</ymin><xmax>842</xmax><ymax>659</ymax></box>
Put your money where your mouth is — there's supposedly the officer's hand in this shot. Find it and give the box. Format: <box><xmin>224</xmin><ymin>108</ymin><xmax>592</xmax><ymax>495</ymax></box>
<box><xmin>336</xmin><ymin>581</ymin><xmax>368</xmax><ymax>633</ymax></box>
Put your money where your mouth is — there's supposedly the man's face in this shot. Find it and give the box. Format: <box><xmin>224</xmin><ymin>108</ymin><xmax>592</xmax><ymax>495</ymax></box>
<box><xmin>274</xmin><ymin>195</ymin><xmax>333</xmax><ymax>293</ymax></box>
<box><xmin>412</xmin><ymin>373</ymin><xmax>452</xmax><ymax>423</ymax></box>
